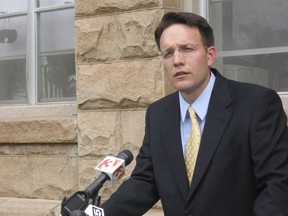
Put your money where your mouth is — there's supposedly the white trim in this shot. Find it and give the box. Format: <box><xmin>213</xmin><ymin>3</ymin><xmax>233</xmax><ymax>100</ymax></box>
<box><xmin>217</xmin><ymin>46</ymin><xmax>288</xmax><ymax>58</ymax></box>
<box><xmin>0</xmin><ymin>11</ymin><xmax>27</xmax><ymax>18</ymax></box>
<box><xmin>26</xmin><ymin>0</ymin><xmax>37</xmax><ymax>104</ymax></box>
<box><xmin>35</xmin><ymin>4</ymin><xmax>74</xmax><ymax>13</ymax></box>
<box><xmin>199</xmin><ymin>0</ymin><xmax>208</xmax><ymax>18</ymax></box>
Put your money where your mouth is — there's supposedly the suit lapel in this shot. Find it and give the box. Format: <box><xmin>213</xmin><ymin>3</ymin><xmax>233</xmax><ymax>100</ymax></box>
<box><xmin>186</xmin><ymin>70</ymin><xmax>233</xmax><ymax>201</ymax></box>
<box><xmin>161</xmin><ymin>92</ymin><xmax>189</xmax><ymax>199</ymax></box>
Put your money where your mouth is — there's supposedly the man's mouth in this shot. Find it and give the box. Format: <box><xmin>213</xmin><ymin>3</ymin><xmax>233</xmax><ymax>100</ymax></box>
<box><xmin>174</xmin><ymin>71</ymin><xmax>189</xmax><ymax>77</ymax></box>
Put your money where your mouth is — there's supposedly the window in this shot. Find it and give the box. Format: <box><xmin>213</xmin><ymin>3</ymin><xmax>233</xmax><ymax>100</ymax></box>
<box><xmin>184</xmin><ymin>0</ymin><xmax>288</xmax><ymax>93</ymax></box>
<box><xmin>0</xmin><ymin>0</ymin><xmax>75</xmax><ymax>105</ymax></box>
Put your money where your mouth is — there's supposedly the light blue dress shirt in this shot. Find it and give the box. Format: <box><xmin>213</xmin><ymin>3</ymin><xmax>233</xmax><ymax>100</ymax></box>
<box><xmin>179</xmin><ymin>72</ymin><xmax>216</xmax><ymax>157</ymax></box>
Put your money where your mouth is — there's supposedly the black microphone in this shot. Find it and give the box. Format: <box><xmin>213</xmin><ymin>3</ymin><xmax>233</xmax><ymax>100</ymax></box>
<box><xmin>61</xmin><ymin>150</ymin><xmax>134</xmax><ymax>216</ymax></box>
<box><xmin>70</xmin><ymin>210</ymin><xmax>88</xmax><ymax>216</ymax></box>
<box><xmin>85</xmin><ymin>149</ymin><xmax>134</xmax><ymax>198</ymax></box>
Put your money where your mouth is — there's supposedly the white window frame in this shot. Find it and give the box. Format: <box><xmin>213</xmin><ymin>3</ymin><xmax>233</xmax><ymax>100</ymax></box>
<box><xmin>0</xmin><ymin>1</ymin><xmax>76</xmax><ymax>117</ymax></box>
<box><xmin>0</xmin><ymin>1</ymin><xmax>75</xmax><ymax>105</ymax></box>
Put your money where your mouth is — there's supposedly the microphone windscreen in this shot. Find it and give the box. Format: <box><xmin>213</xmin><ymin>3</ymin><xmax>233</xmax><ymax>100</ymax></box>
<box><xmin>117</xmin><ymin>150</ymin><xmax>134</xmax><ymax>165</ymax></box>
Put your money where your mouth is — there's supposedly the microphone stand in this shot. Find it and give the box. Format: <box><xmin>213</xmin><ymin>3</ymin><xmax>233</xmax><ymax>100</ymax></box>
<box><xmin>61</xmin><ymin>189</ymin><xmax>102</xmax><ymax>216</ymax></box>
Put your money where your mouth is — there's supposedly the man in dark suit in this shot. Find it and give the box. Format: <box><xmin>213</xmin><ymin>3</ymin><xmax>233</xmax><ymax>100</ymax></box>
<box><xmin>101</xmin><ymin>12</ymin><xmax>288</xmax><ymax>216</ymax></box>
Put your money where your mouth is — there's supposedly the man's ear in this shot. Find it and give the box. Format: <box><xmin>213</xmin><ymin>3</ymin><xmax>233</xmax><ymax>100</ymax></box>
<box><xmin>207</xmin><ymin>46</ymin><xmax>216</xmax><ymax>67</ymax></box>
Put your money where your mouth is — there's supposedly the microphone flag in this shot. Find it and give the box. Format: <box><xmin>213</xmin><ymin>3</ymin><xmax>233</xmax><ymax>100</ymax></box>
<box><xmin>95</xmin><ymin>156</ymin><xmax>125</xmax><ymax>184</ymax></box>
<box><xmin>85</xmin><ymin>204</ymin><xmax>105</xmax><ymax>216</ymax></box>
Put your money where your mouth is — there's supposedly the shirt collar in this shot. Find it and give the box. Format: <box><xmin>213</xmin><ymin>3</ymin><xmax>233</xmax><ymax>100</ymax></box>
<box><xmin>179</xmin><ymin>72</ymin><xmax>216</xmax><ymax>122</ymax></box>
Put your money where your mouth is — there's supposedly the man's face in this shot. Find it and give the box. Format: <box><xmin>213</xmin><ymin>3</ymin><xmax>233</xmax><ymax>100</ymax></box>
<box><xmin>159</xmin><ymin>24</ymin><xmax>216</xmax><ymax>103</ymax></box>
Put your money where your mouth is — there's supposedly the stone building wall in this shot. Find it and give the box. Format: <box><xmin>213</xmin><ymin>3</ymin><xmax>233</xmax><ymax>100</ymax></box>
<box><xmin>75</xmin><ymin>0</ymin><xmax>180</xmax><ymax>202</ymax></box>
<box><xmin>0</xmin><ymin>105</ymin><xmax>78</xmax><ymax>200</ymax></box>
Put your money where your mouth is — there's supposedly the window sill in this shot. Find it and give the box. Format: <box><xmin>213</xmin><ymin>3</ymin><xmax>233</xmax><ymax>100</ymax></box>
<box><xmin>0</xmin><ymin>103</ymin><xmax>77</xmax><ymax>119</ymax></box>
<box><xmin>0</xmin><ymin>103</ymin><xmax>77</xmax><ymax>143</ymax></box>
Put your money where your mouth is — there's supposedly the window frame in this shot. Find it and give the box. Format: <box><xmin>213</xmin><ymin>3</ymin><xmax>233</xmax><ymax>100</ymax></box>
<box><xmin>0</xmin><ymin>1</ymin><xmax>75</xmax><ymax>106</ymax></box>
<box><xmin>0</xmin><ymin>10</ymin><xmax>28</xmax><ymax>104</ymax></box>
<box><xmin>34</xmin><ymin>1</ymin><xmax>75</xmax><ymax>104</ymax></box>
<box><xmin>183</xmin><ymin>0</ymin><xmax>288</xmax><ymax>104</ymax></box>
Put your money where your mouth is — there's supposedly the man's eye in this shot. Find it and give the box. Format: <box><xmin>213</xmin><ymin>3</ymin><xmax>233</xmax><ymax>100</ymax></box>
<box><xmin>164</xmin><ymin>51</ymin><xmax>173</xmax><ymax>58</ymax></box>
<box><xmin>182</xmin><ymin>47</ymin><xmax>194</xmax><ymax>53</ymax></box>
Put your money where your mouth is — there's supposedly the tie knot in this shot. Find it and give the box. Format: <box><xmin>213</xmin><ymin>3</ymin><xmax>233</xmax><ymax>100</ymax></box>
<box><xmin>188</xmin><ymin>107</ymin><xmax>197</xmax><ymax>121</ymax></box>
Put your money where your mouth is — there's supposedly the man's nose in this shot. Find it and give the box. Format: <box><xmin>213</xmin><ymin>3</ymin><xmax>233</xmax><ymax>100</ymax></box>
<box><xmin>173</xmin><ymin>50</ymin><xmax>185</xmax><ymax>65</ymax></box>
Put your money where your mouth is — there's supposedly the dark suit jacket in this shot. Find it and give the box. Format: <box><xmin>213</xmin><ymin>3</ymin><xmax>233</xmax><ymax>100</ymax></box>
<box><xmin>102</xmin><ymin>69</ymin><xmax>288</xmax><ymax>216</ymax></box>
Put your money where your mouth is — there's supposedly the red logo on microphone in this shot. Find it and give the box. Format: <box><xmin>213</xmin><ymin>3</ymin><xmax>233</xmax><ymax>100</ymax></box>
<box><xmin>113</xmin><ymin>166</ymin><xmax>125</xmax><ymax>179</ymax></box>
<box><xmin>97</xmin><ymin>157</ymin><xmax>119</xmax><ymax>170</ymax></box>
<box><xmin>95</xmin><ymin>156</ymin><xmax>125</xmax><ymax>182</ymax></box>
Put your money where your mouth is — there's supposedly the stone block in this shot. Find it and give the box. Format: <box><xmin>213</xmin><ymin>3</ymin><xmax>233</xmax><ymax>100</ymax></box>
<box><xmin>78</xmin><ymin>111</ymin><xmax>119</xmax><ymax>156</ymax></box>
<box><xmin>120</xmin><ymin>110</ymin><xmax>146</xmax><ymax>153</ymax></box>
<box><xmin>0</xmin><ymin>144</ymin><xmax>78</xmax><ymax>200</ymax></box>
<box><xmin>75</xmin><ymin>0</ymin><xmax>162</xmax><ymax>16</ymax></box>
<box><xmin>116</xmin><ymin>10</ymin><xmax>162</xmax><ymax>59</ymax></box>
<box><xmin>76</xmin><ymin>16</ymin><xmax>120</xmax><ymax>63</ymax></box>
<box><xmin>78</xmin><ymin>156</ymin><xmax>104</xmax><ymax>191</ymax></box>
<box><xmin>0</xmin><ymin>143</ymin><xmax>77</xmax><ymax>156</ymax></box>
<box><xmin>0</xmin><ymin>197</ymin><xmax>61</xmax><ymax>216</ymax></box>
<box><xmin>77</xmin><ymin>58</ymin><xmax>164</xmax><ymax>109</ymax></box>
<box><xmin>78</xmin><ymin>110</ymin><xmax>145</xmax><ymax>156</ymax></box>
<box><xmin>0</xmin><ymin>116</ymin><xmax>77</xmax><ymax>143</ymax></box>
<box><xmin>163</xmin><ymin>0</ymin><xmax>182</xmax><ymax>8</ymax></box>
<box><xmin>77</xmin><ymin>110</ymin><xmax>146</xmax><ymax>200</ymax></box>
<box><xmin>76</xmin><ymin>10</ymin><xmax>161</xmax><ymax>63</ymax></box>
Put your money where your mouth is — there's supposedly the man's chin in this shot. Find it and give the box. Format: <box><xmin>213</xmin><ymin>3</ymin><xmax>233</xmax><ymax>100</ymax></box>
<box><xmin>173</xmin><ymin>84</ymin><xmax>193</xmax><ymax>93</ymax></box>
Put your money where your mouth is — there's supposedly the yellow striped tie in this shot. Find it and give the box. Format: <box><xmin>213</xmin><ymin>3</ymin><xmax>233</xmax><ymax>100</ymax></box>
<box><xmin>185</xmin><ymin>107</ymin><xmax>201</xmax><ymax>185</ymax></box>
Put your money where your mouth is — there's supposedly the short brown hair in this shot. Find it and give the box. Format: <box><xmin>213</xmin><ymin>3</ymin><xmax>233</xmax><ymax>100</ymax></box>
<box><xmin>154</xmin><ymin>12</ymin><xmax>214</xmax><ymax>50</ymax></box>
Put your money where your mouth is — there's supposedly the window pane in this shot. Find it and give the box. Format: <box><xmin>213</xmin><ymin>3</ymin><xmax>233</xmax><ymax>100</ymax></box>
<box><xmin>38</xmin><ymin>8</ymin><xmax>75</xmax><ymax>102</ymax></box>
<box><xmin>37</xmin><ymin>0</ymin><xmax>74</xmax><ymax>7</ymax></box>
<box><xmin>209</xmin><ymin>0</ymin><xmax>288</xmax><ymax>51</ymax></box>
<box><xmin>209</xmin><ymin>0</ymin><xmax>288</xmax><ymax>93</ymax></box>
<box><xmin>0</xmin><ymin>15</ymin><xmax>27</xmax><ymax>104</ymax></box>
<box><xmin>0</xmin><ymin>16</ymin><xmax>27</xmax><ymax>57</ymax></box>
<box><xmin>213</xmin><ymin>52</ymin><xmax>288</xmax><ymax>92</ymax></box>
<box><xmin>39</xmin><ymin>53</ymin><xmax>76</xmax><ymax>102</ymax></box>
<box><xmin>0</xmin><ymin>0</ymin><xmax>27</xmax><ymax>13</ymax></box>
<box><xmin>39</xmin><ymin>9</ymin><xmax>75</xmax><ymax>52</ymax></box>
<box><xmin>0</xmin><ymin>58</ymin><xmax>27</xmax><ymax>104</ymax></box>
